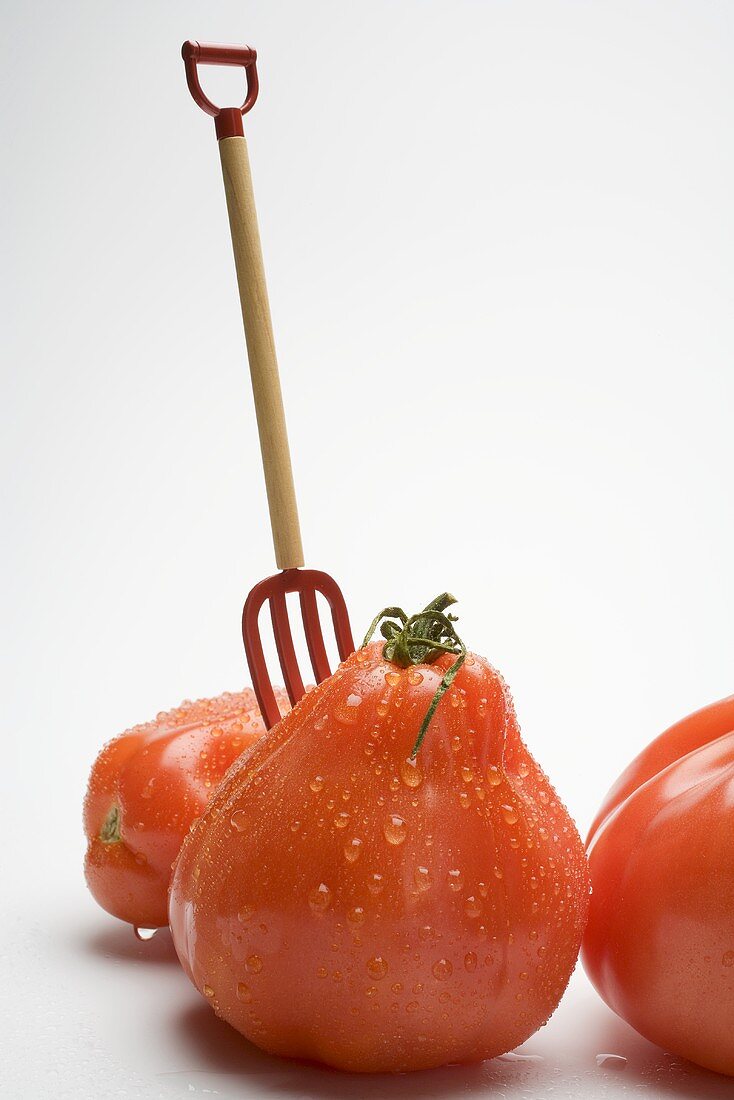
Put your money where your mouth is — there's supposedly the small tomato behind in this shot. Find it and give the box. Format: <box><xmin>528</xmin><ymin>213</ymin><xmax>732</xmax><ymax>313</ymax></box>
<box><xmin>84</xmin><ymin>688</ymin><xmax>288</xmax><ymax>928</ymax></box>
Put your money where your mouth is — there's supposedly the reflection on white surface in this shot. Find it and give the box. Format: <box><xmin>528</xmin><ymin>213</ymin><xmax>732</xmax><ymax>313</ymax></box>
<box><xmin>3</xmin><ymin>888</ymin><xmax>733</xmax><ymax>1099</ymax></box>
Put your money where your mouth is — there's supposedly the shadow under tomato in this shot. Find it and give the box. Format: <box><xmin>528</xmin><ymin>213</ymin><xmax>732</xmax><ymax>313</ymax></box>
<box><xmin>81</xmin><ymin>920</ymin><xmax>179</xmax><ymax>967</ymax></box>
<box><xmin>584</xmin><ymin>1002</ymin><xmax>734</xmax><ymax>1099</ymax></box>
<box><xmin>172</xmin><ymin>1001</ymin><xmax>558</xmax><ymax>1099</ymax></box>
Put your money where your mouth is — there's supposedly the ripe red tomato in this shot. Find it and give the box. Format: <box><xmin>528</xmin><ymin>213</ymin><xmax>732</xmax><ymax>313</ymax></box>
<box><xmin>583</xmin><ymin>695</ymin><xmax>734</xmax><ymax>1076</ymax></box>
<box><xmin>84</xmin><ymin>688</ymin><xmax>288</xmax><ymax>929</ymax></box>
<box><xmin>169</xmin><ymin>599</ymin><xmax>589</xmax><ymax>1072</ymax></box>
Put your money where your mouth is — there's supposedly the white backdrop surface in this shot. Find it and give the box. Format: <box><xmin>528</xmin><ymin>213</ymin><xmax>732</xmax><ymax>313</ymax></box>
<box><xmin>3</xmin><ymin>2</ymin><xmax>734</xmax><ymax>1097</ymax></box>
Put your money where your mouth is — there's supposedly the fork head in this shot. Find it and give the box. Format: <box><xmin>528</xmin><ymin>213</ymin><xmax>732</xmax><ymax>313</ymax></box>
<box><xmin>242</xmin><ymin>569</ymin><xmax>355</xmax><ymax>729</ymax></box>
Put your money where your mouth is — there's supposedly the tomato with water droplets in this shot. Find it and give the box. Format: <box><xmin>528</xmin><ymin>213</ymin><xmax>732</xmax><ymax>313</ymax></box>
<box><xmin>84</xmin><ymin>688</ymin><xmax>288</xmax><ymax>928</ymax></box>
<box><xmin>583</xmin><ymin>694</ymin><xmax>734</xmax><ymax>1076</ymax></box>
<box><xmin>169</xmin><ymin>596</ymin><xmax>589</xmax><ymax>1072</ymax></box>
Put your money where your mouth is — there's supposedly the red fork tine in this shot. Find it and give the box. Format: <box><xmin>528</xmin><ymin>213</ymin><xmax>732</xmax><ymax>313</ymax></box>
<box><xmin>243</xmin><ymin>570</ymin><xmax>354</xmax><ymax>728</ymax></box>
<box><xmin>182</xmin><ymin>41</ymin><xmax>355</xmax><ymax>726</ymax></box>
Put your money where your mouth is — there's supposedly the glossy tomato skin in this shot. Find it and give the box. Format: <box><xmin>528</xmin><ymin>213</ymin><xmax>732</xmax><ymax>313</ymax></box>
<box><xmin>583</xmin><ymin>696</ymin><xmax>734</xmax><ymax>1076</ymax></box>
<box><xmin>84</xmin><ymin>689</ymin><xmax>288</xmax><ymax>928</ymax></box>
<box><xmin>169</xmin><ymin>644</ymin><xmax>589</xmax><ymax>1073</ymax></box>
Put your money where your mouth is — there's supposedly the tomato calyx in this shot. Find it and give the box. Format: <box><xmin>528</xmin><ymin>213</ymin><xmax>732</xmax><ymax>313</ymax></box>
<box><xmin>362</xmin><ymin>592</ymin><xmax>467</xmax><ymax>757</ymax></box>
<box><xmin>99</xmin><ymin>803</ymin><xmax>122</xmax><ymax>844</ymax></box>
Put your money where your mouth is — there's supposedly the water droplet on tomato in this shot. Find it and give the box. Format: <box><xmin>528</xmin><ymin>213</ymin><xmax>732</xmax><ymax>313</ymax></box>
<box><xmin>368</xmin><ymin>872</ymin><xmax>385</xmax><ymax>895</ymax></box>
<box><xmin>313</xmin><ymin>714</ymin><xmax>328</xmax><ymax>731</ymax></box>
<box><xmin>385</xmin><ymin>671</ymin><xmax>400</xmax><ymax>687</ymax></box>
<box><xmin>230</xmin><ymin>809</ymin><xmax>248</xmax><ymax>831</ymax></box>
<box><xmin>236</xmin><ymin>982</ymin><xmax>252</xmax><ymax>1002</ymax></box>
<box><xmin>487</xmin><ymin>765</ymin><xmax>502</xmax><ymax>786</ymax></box>
<box><xmin>448</xmin><ymin>869</ymin><xmax>463</xmax><ymax>891</ymax></box>
<box><xmin>464</xmin><ymin>896</ymin><xmax>482</xmax><ymax>918</ymax></box>
<box><xmin>366</xmin><ymin>955</ymin><xmax>388</xmax><ymax>980</ymax></box>
<box><xmin>347</xmin><ymin>906</ymin><xmax>365</xmax><ymax>924</ymax></box>
<box><xmin>203</xmin><ymin>984</ymin><xmax>215</xmax><ymax>997</ymax></box>
<box><xmin>344</xmin><ymin>838</ymin><xmax>362</xmax><ymax>863</ymax></box>
<box><xmin>308</xmin><ymin>883</ymin><xmax>332</xmax><ymax>913</ymax></box>
<box><xmin>414</xmin><ymin>866</ymin><xmax>432</xmax><ymax>892</ymax></box>
<box><xmin>133</xmin><ymin>926</ymin><xmax>158</xmax><ymax>942</ymax></box>
<box><xmin>309</xmin><ymin>775</ymin><xmax>325</xmax><ymax>792</ymax></box>
<box><xmin>501</xmin><ymin>804</ymin><xmax>518</xmax><ymax>824</ymax></box>
<box><xmin>383</xmin><ymin>815</ymin><xmax>407</xmax><ymax>845</ymax></box>
<box><xmin>246</xmin><ymin>954</ymin><xmax>263</xmax><ymax>973</ymax></box>
<box><xmin>400</xmin><ymin>757</ymin><xmax>422</xmax><ymax>788</ymax></box>
<box><xmin>464</xmin><ymin>951</ymin><xmax>477</xmax><ymax>972</ymax></box>
<box><xmin>334</xmin><ymin>811</ymin><xmax>350</xmax><ymax>829</ymax></box>
<box><xmin>432</xmin><ymin>958</ymin><xmax>453</xmax><ymax>980</ymax></box>
<box><xmin>461</xmin><ymin>765</ymin><xmax>473</xmax><ymax>783</ymax></box>
<box><xmin>723</xmin><ymin>950</ymin><xmax>734</xmax><ymax>967</ymax></box>
<box><xmin>407</xmin><ymin>670</ymin><xmax>423</xmax><ymax>686</ymax></box>
<box><xmin>518</xmin><ymin>761</ymin><xmax>530</xmax><ymax>778</ymax></box>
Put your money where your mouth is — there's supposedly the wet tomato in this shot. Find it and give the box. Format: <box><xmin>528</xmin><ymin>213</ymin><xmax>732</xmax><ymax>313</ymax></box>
<box><xmin>169</xmin><ymin>596</ymin><xmax>589</xmax><ymax>1072</ymax></box>
<box><xmin>84</xmin><ymin>687</ymin><xmax>288</xmax><ymax>929</ymax></box>
<box><xmin>583</xmin><ymin>694</ymin><xmax>734</xmax><ymax>1076</ymax></box>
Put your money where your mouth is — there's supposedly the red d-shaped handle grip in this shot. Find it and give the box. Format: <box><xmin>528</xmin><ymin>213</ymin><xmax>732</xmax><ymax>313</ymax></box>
<box><xmin>182</xmin><ymin>40</ymin><xmax>259</xmax><ymax>139</ymax></box>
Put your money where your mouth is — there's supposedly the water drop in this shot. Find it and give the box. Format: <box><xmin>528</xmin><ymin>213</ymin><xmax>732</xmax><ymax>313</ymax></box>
<box><xmin>432</xmin><ymin>958</ymin><xmax>453</xmax><ymax>981</ymax></box>
<box><xmin>400</xmin><ymin>757</ymin><xmax>422</xmax><ymax>788</ymax></box>
<box><xmin>309</xmin><ymin>775</ymin><xmax>325</xmax><ymax>792</ymax></box>
<box><xmin>317</xmin><ymin>966</ymin><xmax>328</xmax><ymax>978</ymax></box>
<box><xmin>237</xmin><ymin>904</ymin><xmax>255</xmax><ymax>922</ymax></box>
<box><xmin>313</xmin><ymin>714</ymin><xmax>328</xmax><ymax>731</ymax></box>
<box><xmin>334</xmin><ymin>811</ymin><xmax>350</xmax><ymax>829</ymax></box>
<box><xmin>134</xmin><ymin>926</ymin><xmax>158</xmax><ymax>942</ymax></box>
<box><xmin>383</xmin><ymin>815</ymin><xmax>407</xmax><ymax>845</ymax></box>
<box><xmin>366</xmin><ymin>955</ymin><xmax>388</xmax><ymax>980</ymax></box>
<box><xmin>344</xmin><ymin>838</ymin><xmax>362</xmax><ymax>863</ymax></box>
<box><xmin>414</xmin><ymin>866</ymin><xmax>432</xmax><ymax>892</ymax></box>
<box><xmin>385</xmin><ymin>671</ymin><xmax>400</xmax><ymax>687</ymax></box>
<box><xmin>230</xmin><ymin>809</ymin><xmax>248</xmax><ymax>832</ymax></box>
<box><xmin>347</xmin><ymin>693</ymin><xmax>362</xmax><ymax>707</ymax></box>
<box><xmin>518</xmin><ymin>761</ymin><xmax>530</xmax><ymax>778</ymax></box>
<box><xmin>236</xmin><ymin>982</ymin><xmax>252</xmax><ymax>1002</ymax></box>
<box><xmin>347</xmin><ymin>906</ymin><xmax>365</xmax><ymax>924</ymax></box>
<box><xmin>723</xmin><ymin>950</ymin><xmax>734</xmax><ymax>967</ymax></box>
<box><xmin>596</xmin><ymin>1054</ymin><xmax>627</xmax><ymax>1070</ymax></box>
<box><xmin>308</xmin><ymin>883</ymin><xmax>332</xmax><ymax>913</ymax></box>
<box><xmin>458</xmin><ymin>791</ymin><xmax>470</xmax><ymax>809</ymax></box>
<box><xmin>368</xmin><ymin>872</ymin><xmax>384</xmax><ymax>895</ymax></box>
<box><xmin>461</xmin><ymin>765</ymin><xmax>473</xmax><ymax>783</ymax></box>
<box><xmin>448</xmin><ymin>869</ymin><xmax>463</xmax><ymax>891</ymax></box>
<box><xmin>203</xmin><ymin>984</ymin><xmax>215</xmax><ymax>997</ymax></box>
<box><xmin>501</xmin><ymin>804</ymin><xmax>518</xmax><ymax>825</ymax></box>
<box><xmin>487</xmin><ymin>765</ymin><xmax>502</xmax><ymax>786</ymax></box>
<box><xmin>464</xmin><ymin>951</ymin><xmax>477</xmax><ymax>972</ymax></box>
<box><xmin>464</xmin><ymin>895</ymin><xmax>482</xmax><ymax>918</ymax></box>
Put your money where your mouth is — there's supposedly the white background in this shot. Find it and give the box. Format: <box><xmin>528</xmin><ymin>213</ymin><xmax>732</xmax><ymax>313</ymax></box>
<box><xmin>3</xmin><ymin>1</ymin><xmax>734</xmax><ymax>1096</ymax></box>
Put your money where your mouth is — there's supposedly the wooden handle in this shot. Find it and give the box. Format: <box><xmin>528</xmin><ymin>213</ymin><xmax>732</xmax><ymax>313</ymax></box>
<box><xmin>218</xmin><ymin>135</ymin><xmax>304</xmax><ymax>570</ymax></box>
